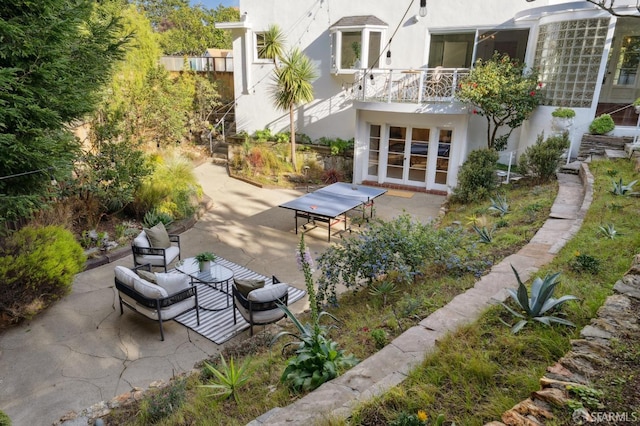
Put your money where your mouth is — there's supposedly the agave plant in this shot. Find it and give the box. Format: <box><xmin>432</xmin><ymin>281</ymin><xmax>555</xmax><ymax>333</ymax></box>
<box><xmin>598</xmin><ymin>223</ymin><xmax>619</xmax><ymax>239</ymax></box>
<box><xmin>500</xmin><ymin>265</ymin><xmax>578</xmax><ymax>333</ymax></box>
<box><xmin>271</xmin><ymin>304</ymin><xmax>358</xmax><ymax>392</ymax></box>
<box><xmin>488</xmin><ymin>194</ymin><xmax>509</xmax><ymax>216</ymax></box>
<box><xmin>611</xmin><ymin>178</ymin><xmax>638</xmax><ymax>196</ymax></box>
<box><xmin>472</xmin><ymin>224</ymin><xmax>495</xmax><ymax>243</ymax></box>
<box><xmin>200</xmin><ymin>355</ymin><xmax>252</xmax><ymax>403</ymax></box>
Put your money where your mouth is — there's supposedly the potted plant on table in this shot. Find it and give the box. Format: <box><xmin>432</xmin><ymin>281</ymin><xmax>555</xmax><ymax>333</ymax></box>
<box><xmin>633</xmin><ymin>97</ymin><xmax>640</xmax><ymax>114</ymax></box>
<box><xmin>551</xmin><ymin>107</ymin><xmax>576</xmax><ymax>132</ymax></box>
<box><xmin>195</xmin><ymin>252</ymin><xmax>216</xmax><ymax>273</ymax></box>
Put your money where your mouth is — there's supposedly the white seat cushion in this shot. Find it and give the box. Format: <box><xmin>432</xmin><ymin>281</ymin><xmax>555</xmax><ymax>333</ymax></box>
<box><xmin>235</xmin><ymin>283</ymin><xmax>289</xmax><ymax>325</ymax></box>
<box><xmin>133</xmin><ymin>231</ymin><xmax>151</xmax><ymax>248</ymax></box>
<box><xmin>137</xmin><ymin>245</ymin><xmax>180</xmax><ymax>266</ymax></box>
<box><xmin>155</xmin><ymin>273</ymin><xmax>190</xmax><ymax>295</ymax></box>
<box><xmin>248</xmin><ymin>283</ymin><xmax>289</xmax><ymax>303</ymax></box>
<box><xmin>133</xmin><ymin>277</ymin><xmax>169</xmax><ymax>299</ymax></box>
<box><xmin>234</xmin><ymin>298</ymin><xmax>286</xmax><ymax>324</ymax></box>
<box><xmin>120</xmin><ymin>294</ymin><xmax>196</xmax><ymax>321</ymax></box>
<box><xmin>114</xmin><ymin>266</ymin><xmax>140</xmax><ymax>288</ymax></box>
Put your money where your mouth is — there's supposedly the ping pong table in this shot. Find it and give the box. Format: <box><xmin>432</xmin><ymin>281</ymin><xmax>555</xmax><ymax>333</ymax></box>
<box><xmin>279</xmin><ymin>183</ymin><xmax>387</xmax><ymax>241</ymax></box>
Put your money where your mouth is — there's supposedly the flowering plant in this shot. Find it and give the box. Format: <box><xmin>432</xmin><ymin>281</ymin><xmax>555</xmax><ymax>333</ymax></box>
<box><xmin>271</xmin><ymin>234</ymin><xmax>358</xmax><ymax>392</ymax></box>
<box><xmin>456</xmin><ymin>53</ymin><xmax>543</xmax><ymax>150</ymax></box>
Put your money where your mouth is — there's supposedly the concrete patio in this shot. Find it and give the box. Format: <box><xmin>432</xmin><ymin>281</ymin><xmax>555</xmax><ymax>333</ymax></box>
<box><xmin>0</xmin><ymin>161</ymin><xmax>445</xmax><ymax>426</ymax></box>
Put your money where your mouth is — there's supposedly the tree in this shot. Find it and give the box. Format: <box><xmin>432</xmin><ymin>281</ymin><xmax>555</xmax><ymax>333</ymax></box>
<box><xmin>455</xmin><ymin>53</ymin><xmax>542</xmax><ymax>150</ymax></box>
<box><xmin>91</xmin><ymin>4</ymin><xmax>219</xmax><ymax>149</ymax></box>
<box><xmin>271</xmin><ymin>48</ymin><xmax>317</xmax><ymax>171</ymax></box>
<box><xmin>0</xmin><ymin>0</ymin><xmax>126</xmax><ymax>226</ymax></box>
<box><xmin>525</xmin><ymin>0</ymin><xmax>640</xmax><ymax>18</ymax></box>
<box><xmin>141</xmin><ymin>3</ymin><xmax>239</xmax><ymax>54</ymax></box>
<box><xmin>132</xmin><ymin>0</ymin><xmax>189</xmax><ymax>29</ymax></box>
<box><xmin>259</xmin><ymin>24</ymin><xmax>287</xmax><ymax>67</ymax></box>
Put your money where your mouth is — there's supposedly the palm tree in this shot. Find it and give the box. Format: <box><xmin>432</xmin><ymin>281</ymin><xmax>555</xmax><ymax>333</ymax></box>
<box><xmin>271</xmin><ymin>48</ymin><xmax>317</xmax><ymax>171</ymax></box>
<box><xmin>258</xmin><ymin>24</ymin><xmax>286</xmax><ymax>67</ymax></box>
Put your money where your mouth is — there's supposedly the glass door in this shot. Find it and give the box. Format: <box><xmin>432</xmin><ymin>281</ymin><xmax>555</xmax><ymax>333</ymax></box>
<box><xmin>435</xmin><ymin>129</ymin><xmax>452</xmax><ymax>185</ymax></box>
<box><xmin>367</xmin><ymin>124</ymin><xmax>381</xmax><ymax>178</ymax></box>
<box><xmin>385</xmin><ymin>126</ymin><xmax>430</xmax><ymax>185</ymax></box>
<box><xmin>386</xmin><ymin>126</ymin><xmax>406</xmax><ymax>180</ymax></box>
<box><xmin>408</xmin><ymin>128</ymin><xmax>429</xmax><ymax>183</ymax></box>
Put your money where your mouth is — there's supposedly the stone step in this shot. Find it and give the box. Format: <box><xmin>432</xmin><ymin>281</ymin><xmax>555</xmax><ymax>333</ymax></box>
<box><xmin>605</xmin><ymin>149</ymin><xmax>627</xmax><ymax>159</ymax></box>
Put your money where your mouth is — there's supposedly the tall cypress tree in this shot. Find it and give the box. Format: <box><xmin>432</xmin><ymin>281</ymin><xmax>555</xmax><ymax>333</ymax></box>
<box><xmin>0</xmin><ymin>0</ymin><xmax>126</xmax><ymax>225</ymax></box>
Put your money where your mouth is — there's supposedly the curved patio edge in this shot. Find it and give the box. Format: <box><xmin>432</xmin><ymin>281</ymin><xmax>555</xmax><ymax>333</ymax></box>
<box><xmin>247</xmin><ymin>167</ymin><xmax>593</xmax><ymax>426</ymax></box>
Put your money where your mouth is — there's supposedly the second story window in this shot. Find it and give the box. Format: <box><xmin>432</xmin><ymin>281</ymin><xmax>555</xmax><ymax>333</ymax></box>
<box><xmin>330</xmin><ymin>16</ymin><xmax>387</xmax><ymax>73</ymax></box>
<box><xmin>255</xmin><ymin>32</ymin><xmax>268</xmax><ymax>61</ymax></box>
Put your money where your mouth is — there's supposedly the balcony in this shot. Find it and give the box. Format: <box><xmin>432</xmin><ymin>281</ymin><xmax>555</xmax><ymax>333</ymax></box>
<box><xmin>159</xmin><ymin>56</ymin><xmax>234</xmax><ymax>73</ymax></box>
<box><xmin>353</xmin><ymin>68</ymin><xmax>469</xmax><ymax>104</ymax></box>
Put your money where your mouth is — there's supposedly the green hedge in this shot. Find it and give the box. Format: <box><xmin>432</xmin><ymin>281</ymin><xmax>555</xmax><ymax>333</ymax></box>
<box><xmin>0</xmin><ymin>226</ymin><xmax>86</xmax><ymax>323</ymax></box>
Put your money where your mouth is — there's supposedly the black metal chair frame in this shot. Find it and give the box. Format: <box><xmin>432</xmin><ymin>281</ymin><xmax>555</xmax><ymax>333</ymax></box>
<box><xmin>232</xmin><ymin>276</ymin><xmax>289</xmax><ymax>336</ymax></box>
<box><xmin>114</xmin><ymin>264</ymin><xmax>199</xmax><ymax>341</ymax></box>
<box><xmin>131</xmin><ymin>234</ymin><xmax>181</xmax><ymax>272</ymax></box>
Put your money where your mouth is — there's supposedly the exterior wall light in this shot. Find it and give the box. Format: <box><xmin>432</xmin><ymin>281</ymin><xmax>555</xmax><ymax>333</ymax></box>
<box><xmin>386</xmin><ymin>50</ymin><xmax>392</xmax><ymax>65</ymax></box>
<box><xmin>419</xmin><ymin>0</ymin><xmax>427</xmax><ymax>17</ymax></box>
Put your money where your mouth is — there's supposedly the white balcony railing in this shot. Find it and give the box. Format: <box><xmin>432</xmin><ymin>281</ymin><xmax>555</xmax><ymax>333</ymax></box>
<box><xmin>353</xmin><ymin>68</ymin><xmax>470</xmax><ymax>104</ymax></box>
<box><xmin>159</xmin><ymin>56</ymin><xmax>234</xmax><ymax>73</ymax></box>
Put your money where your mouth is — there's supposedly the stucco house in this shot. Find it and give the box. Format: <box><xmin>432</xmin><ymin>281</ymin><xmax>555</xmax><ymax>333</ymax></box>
<box><xmin>217</xmin><ymin>0</ymin><xmax>640</xmax><ymax>193</ymax></box>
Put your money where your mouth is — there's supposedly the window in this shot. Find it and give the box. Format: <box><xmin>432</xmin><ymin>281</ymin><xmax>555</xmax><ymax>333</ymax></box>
<box><xmin>368</xmin><ymin>124</ymin><xmax>381</xmax><ymax>177</ymax></box>
<box><xmin>534</xmin><ymin>18</ymin><xmax>609</xmax><ymax>107</ymax></box>
<box><xmin>428</xmin><ymin>33</ymin><xmax>475</xmax><ymax>68</ymax></box>
<box><xmin>435</xmin><ymin>130</ymin><xmax>452</xmax><ymax>185</ymax></box>
<box><xmin>255</xmin><ymin>32</ymin><xmax>268</xmax><ymax>61</ymax></box>
<box><xmin>476</xmin><ymin>29</ymin><xmax>529</xmax><ymax>63</ymax></box>
<box><xmin>330</xmin><ymin>16</ymin><xmax>387</xmax><ymax>73</ymax></box>
<box><xmin>614</xmin><ymin>35</ymin><xmax>640</xmax><ymax>86</ymax></box>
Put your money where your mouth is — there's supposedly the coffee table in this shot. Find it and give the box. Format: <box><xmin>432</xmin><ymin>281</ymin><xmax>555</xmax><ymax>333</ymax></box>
<box><xmin>176</xmin><ymin>257</ymin><xmax>234</xmax><ymax>311</ymax></box>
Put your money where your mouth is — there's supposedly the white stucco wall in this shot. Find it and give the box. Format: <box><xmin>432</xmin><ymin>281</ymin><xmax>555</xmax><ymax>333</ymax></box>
<box><xmin>223</xmin><ymin>0</ymin><xmax>630</xmax><ymax>189</ymax></box>
<box><xmin>233</xmin><ymin>0</ymin><xmax>541</xmax><ymax>141</ymax></box>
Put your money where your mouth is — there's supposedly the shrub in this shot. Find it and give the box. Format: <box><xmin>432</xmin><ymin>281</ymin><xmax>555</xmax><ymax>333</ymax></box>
<box><xmin>141</xmin><ymin>378</ymin><xmax>186</xmax><ymax>423</ymax></box>
<box><xmin>316</xmin><ymin>137</ymin><xmax>354</xmax><ymax>155</ymax></box>
<box><xmin>0</xmin><ymin>411</ymin><xmax>10</xmax><ymax>426</ymax></box>
<box><xmin>551</xmin><ymin>107</ymin><xmax>576</xmax><ymax>118</ymax></box>
<box><xmin>451</xmin><ymin>149</ymin><xmax>499</xmax><ymax>203</ymax></box>
<box><xmin>316</xmin><ymin>215</ymin><xmax>463</xmax><ymax>306</ymax></box>
<box><xmin>0</xmin><ymin>226</ymin><xmax>86</xmax><ymax>324</ymax></box>
<box><xmin>589</xmin><ymin>114</ymin><xmax>615</xmax><ymax>135</ymax></box>
<box><xmin>131</xmin><ymin>154</ymin><xmax>202</xmax><ymax>220</ymax></box>
<box><xmin>273</xmin><ymin>237</ymin><xmax>358</xmax><ymax>393</ymax></box>
<box><xmin>370</xmin><ymin>328</ymin><xmax>388</xmax><ymax>349</ymax></box>
<box><xmin>272</xmin><ymin>305</ymin><xmax>358</xmax><ymax>393</ymax></box>
<box><xmin>75</xmin><ymin>141</ymin><xmax>152</xmax><ymax>215</ymax></box>
<box><xmin>253</xmin><ymin>127</ymin><xmax>274</xmax><ymax>142</ymax></box>
<box><xmin>519</xmin><ymin>133</ymin><xmax>570</xmax><ymax>184</ymax></box>
<box><xmin>321</xmin><ymin>168</ymin><xmax>344</xmax><ymax>184</ymax></box>
<box><xmin>570</xmin><ymin>252</ymin><xmax>601</xmax><ymax>274</ymax></box>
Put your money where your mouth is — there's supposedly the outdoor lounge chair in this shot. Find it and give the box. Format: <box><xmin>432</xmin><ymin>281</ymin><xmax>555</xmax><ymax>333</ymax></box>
<box><xmin>131</xmin><ymin>222</ymin><xmax>181</xmax><ymax>272</ymax></box>
<box><xmin>114</xmin><ymin>264</ymin><xmax>199</xmax><ymax>341</ymax></box>
<box><xmin>232</xmin><ymin>276</ymin><xmax>289</xmax><ymax>336</ymax></box>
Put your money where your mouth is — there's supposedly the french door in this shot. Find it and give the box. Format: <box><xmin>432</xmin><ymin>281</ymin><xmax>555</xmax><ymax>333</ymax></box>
<box><xmin>385</xmin><ymin>126</ymin><xmax>429</xmax><ymax>185</ymax></box>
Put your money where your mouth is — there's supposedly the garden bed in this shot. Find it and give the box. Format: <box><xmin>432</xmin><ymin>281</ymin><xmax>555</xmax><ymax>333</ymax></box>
<box><xmin>100</xmin><ymin>175</ymin><xmax>561</xmax><ymax>425</ymax></box>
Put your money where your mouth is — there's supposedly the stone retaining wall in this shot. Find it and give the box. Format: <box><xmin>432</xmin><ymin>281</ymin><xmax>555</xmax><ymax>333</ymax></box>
<box><xmin>486</xmin><ymin>255</ymin><xmax>640</xmax><ymax>426</ymax></box>
<box><xmin>578</xmin><ymin>135</ymin><xmax>633</xmax><ymax>158</ymax></box>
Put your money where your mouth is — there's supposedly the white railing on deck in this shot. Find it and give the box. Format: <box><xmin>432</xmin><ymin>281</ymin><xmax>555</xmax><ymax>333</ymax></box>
<box><xmin>159</xmin><ymin>56</ymin><xmax>234</xmax><ymax>73</ymax></box>
<box><xmin>353</xmin><ymin>68</ymin><xmax>470</xmax><ymax>104</ymax></box>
